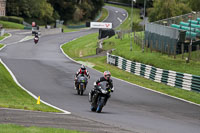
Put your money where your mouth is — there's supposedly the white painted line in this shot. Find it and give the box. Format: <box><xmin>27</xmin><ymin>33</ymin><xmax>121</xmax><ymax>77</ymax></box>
<box><xmin>0</xmin><ymin>107</ymin><xmax>67</xmax><ymax>115</ymax></box>
<box><xmin>0</xmin><ymin>59</ymin><xmax>71</xmax><ymax>114</ymax></box>
<box><xmin>19</xmin><ymin>36</ymin><xmax>34</xmax><ymax>42</ymax></box>
<box><xmin>0</xmin><ymin>33</ymin><xmax>12</xmax><ymax>43</ymax></box>
<box><xmin>116</xmin><ymin>8</ymin><xmax>128</xmax><ymax>29</ymax></box>
<box><xmin>0</xmin><ymin>45</ymin><xmax>6</xmax><ymax>51</ymax></box>
<box><xmin>103</xmin><ymin>7</ymin><xmax>110</xmax><ymax>22</ymax></box>
<box><xmin>117</xmin><ymin>17</ymin><xmax>123</xmax><ymax>23</ymax></box>
<box><xmin>60</xmin><ymin>38</ymin><xmax>80</xmax><ymax>64</ymax></box>
<box><xmin>60</xmin><ymin>41</ymin><xmax>200</xmax><ymax>107</ymax></box>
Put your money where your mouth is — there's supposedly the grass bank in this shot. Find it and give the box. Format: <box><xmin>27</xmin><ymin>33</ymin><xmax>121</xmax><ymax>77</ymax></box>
<box><xmin>97</xmin><ymin>8</ymin><xmax>109</xmax><ymax>22</ymax></box>
<box><xmin>0</xmin><ymin>21</ymin><xmax>24</xmax><ymax>29</ymax></box>
<box><xmin>0</xmin><ymin>124</ymin><xmax>86</xmax><ymax>133</ymax></box>
<box><xmin>0</xmin><ymin>44</ymin><xmax>4</xmax><ymax>48</ymax></box>
<box><xmin>103</xmin><ymin>35</ymin><xmax>200</xmax><ymax>76</ymax></box>
<box><xmin>61</xmin><ymin>33</ymin><xmax>200</xmax><ymax>104</ymax></box>
<box><xmin>62</xmin><ymin>33</ymin><xmax>98</xmax><ymax>58</ymax></box>
<box><xmin>0</xmin><ymin>62</ymin><xmax>60</xmax><ymax>112</ymax></box>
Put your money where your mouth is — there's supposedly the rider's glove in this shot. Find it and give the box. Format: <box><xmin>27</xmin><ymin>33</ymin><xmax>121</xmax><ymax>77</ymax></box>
<box><xmin>74</xmin><ymin>77</ymin><xmax>77</xmax><ymax>81</ymax></box>
<box><xmin>111</xmin><ymin>87</ymin><xmax>114</xmax><ymax>92</ymax></box>
<box><xmin>93</xmin><ymin>82</ymin><xmax>97</xmax><ymax>88</ymax></box>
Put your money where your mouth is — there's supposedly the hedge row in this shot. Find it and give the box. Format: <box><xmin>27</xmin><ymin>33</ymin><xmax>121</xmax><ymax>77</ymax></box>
<box><xmin>0</xmin><ymin>16</ymin><xmax>24</xmax><ymax>24</ymax></box>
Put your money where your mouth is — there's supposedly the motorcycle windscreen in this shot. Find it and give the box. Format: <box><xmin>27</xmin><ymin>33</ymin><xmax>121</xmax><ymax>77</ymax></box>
<box><xmin>98</xmin><ymin>81</ymin><xmax>109</xmax><ymax>90</ymax></box>
<box><xmin>77</xmin><ymin>75</ymin><xmax>87</xmax><ymax>82</ymax></box>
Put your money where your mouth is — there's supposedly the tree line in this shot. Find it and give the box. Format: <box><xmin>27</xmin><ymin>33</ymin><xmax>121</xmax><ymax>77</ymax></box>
<box><xmin>106</xmin><ymin>0</ymin><xmax>200</xmax><ymax>22</ymax></box>
<box><xmin>6</xmin><ymin>0</ymin><xmax>104</xmax><ymax>24</ymax></box>
<box><xmin>148</xmin><ymin>0</ymin><xmax>200</xmax><ymax>22</ymax></box>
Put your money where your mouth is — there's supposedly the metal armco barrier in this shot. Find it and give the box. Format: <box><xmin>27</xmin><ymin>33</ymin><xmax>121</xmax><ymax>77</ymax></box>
<box><xmin>40</xmin><ymin>28</ymin><xmax>62</xmax><ymax>36</ymax></box>
<box><xmin>107</xmin><ymin>53</ymin><xmax>200</xmax><ymax>92</ymax></box>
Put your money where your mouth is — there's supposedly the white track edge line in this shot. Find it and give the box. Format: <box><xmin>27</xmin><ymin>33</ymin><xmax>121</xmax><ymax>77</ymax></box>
<box><xmin>60</xmin><ymin>44</ymin><xmax>200</xmax><ymax>108</ymax></box>
<box><xmin>0</xmin><ymin>45</ymin><xmax>6</xmax><ymax>51</ymax></box>
<box><xmin>0</xmin><ymin>107</ymin><xmax>67</xmax><ymax>114</ymax></box>
<box><xmin>0</xmin><ymin>59</ymin><xmax>71</xmax><ymax>114</ymax></box>
<box><xmin>103</xmin><ymin>7</ymin><xmax>110</xmax><ymax>22</ymax></box>
<box><xmin>0</xmin><ymin>33</ymin><xmax>12</xmax><ymax>43</ymax></box>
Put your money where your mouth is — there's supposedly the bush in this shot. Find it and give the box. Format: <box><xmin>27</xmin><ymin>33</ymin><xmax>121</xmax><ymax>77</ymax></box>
<box><xmin>0</xmin><ymin>21</ymin><xmax>25</xmax><ymax>29</ymax></box>
<box><xmin>8</xmin><ymin>16</ymin><xmax>24</xmax><ymax>24</ymax></box>
<box><xmin>132</xmin><ymin>21</ymin><xmax>143</xmax><ymax>31</ymax></box>
<box><xmin>0</xmin><ymin>16</ymin><xmax>24</xmax><ymax>24</ymax></box>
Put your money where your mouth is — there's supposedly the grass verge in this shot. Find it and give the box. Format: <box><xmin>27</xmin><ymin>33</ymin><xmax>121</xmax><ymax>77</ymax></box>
<box><xmin>0</xmin><ymin>21</ymin><xmax>24</xmax><ymax>29</ymax></box>
<box><xmin>61</xmin><ymin>33</ymin><xmax>200</xmax><ymax>104</ymax></box>
<box><xmin>97</xmin><ymin>8</ymin><xmax>109</xmax><ymax>22</ymax></box>
<box><xmin>0</xmin><ymin>124</ymin><xmax>87</xmax><ymax>133</ymax></box>
<box><xmin>0</xmin><ymin>62</ymin><xmax>61</xmax><ymax>112</ymax></box>
<box><xmin>0</xmin><ymin>33</ymin><xmax>10</xmax><ymax>41</ymax></box>
<box><xmin>103</xmin><ymin>35</ymin><xmax>200</xmax><ymax>76</ymax></box>
<box><xmin>0</xmin><ymin>44</ymin><xmax>4</xmax><ymax>48</ymax></box>
<box><xmin>62</xmin><ymin>33</ymin><xmax>98</xmax><ymax>58</ymax></box>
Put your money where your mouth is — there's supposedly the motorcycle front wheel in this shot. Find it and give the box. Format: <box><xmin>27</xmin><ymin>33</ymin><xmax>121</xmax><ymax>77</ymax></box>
<box><xmin>96</xmin><ymin>97</ymin><xmax>105</xmax><ymax>113</ymax></box>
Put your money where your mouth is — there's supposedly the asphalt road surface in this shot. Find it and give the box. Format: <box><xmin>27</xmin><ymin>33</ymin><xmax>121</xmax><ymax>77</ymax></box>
<box><xmin>0</xmin><ymin>6</ymin><xmax>200</xmax><ymax>133</ymax></box>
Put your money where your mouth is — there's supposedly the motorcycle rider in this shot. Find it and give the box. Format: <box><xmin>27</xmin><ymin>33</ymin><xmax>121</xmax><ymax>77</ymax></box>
<box><xmin>74</xmin><ymin>65</ymin><xmax>90</xmax><ymax>89</ymax></box>
<box><xmin>89</xmin><ymin>71</ymin><xmax>114</xmax><ymax>102</ymax></box>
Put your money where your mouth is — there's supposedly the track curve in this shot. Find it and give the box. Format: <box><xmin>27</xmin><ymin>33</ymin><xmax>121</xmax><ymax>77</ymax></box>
<box><xmin>0</xmin><ymin>6</ymin><xmax>200</xmax><ymax>133</ymax></box>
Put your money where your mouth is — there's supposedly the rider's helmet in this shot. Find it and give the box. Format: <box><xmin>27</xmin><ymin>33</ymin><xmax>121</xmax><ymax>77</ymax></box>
<box><xmin>81</xmin><ymin>64</ymin><xmax>86</xmax><ymax>70</ymax></box>
<box><xmin>104</xmin><ymin>71</ymin><xmax>111</xmax><ymax>80</ymax></box>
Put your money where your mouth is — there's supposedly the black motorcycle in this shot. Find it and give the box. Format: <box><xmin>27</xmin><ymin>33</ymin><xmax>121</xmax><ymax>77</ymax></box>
<box><xmin>76</xmin><ymin>75</ymin><xmax>88</xmax><ymax>95</ymax></box>
<box><xmin>90</xmin><ymin>81</ymin><xmax>113</xmax><ymax>113</ymax></box>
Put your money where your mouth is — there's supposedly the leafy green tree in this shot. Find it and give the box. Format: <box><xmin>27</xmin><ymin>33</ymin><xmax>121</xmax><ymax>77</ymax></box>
<box><xmin>7</xmin><ymin>0</ymin><xmax>104</xmax><ymax>24</ymax></box>
<box><xmin>48</xmin><ymin>0</ymin><xmax>104</xmax><ymax>23</ymax></box>
<box><xmin>47</xmin><ymin>0</ymin><xmax>76</xmax><ymax>22</ymax></box>
<box><xmin>7</xmin><ymin>0</ymin><xmax>54</xmax><ymax>24</ymax></box>
<box><xmin>6</xmin><ymin>0</ymin><xmax>20</xmax><ymax>16</ymax></box>
<box><xmin>148</xmin><ymin>0</ymin><xmax>191</xmax><ymax>22</ymax></box>
<box><xmin>189</xmin><ymin>0</ymin><xmax>200</xmax><ymax>11</ymax></box>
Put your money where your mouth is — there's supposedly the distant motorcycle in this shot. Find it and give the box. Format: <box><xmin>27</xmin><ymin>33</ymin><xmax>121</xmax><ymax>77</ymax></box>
<box><xmin>34</xmin><ymin>36</ymin><xmax>39</xmax><ymax>44</ymax></box>
<box><xmin>76</xmin><ymin>75</ymin><xmax>88</xmax><ymax>95</ymax></box>
<box><xmin>90</xmin><ymin>81</ymin><xmax>113</xmax><ymax>113</ymax></box>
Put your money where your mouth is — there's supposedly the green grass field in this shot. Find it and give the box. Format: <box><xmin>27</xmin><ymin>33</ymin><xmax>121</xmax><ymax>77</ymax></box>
<box><xmin>0</xmin><ymin>21</ymin><xmax>25</xmax><ymax>29</ymax></box>
<box><xmin>0</xmin><ymin>124</ymin><xmax>87</xmax><ymax>133</ymax></box>
<box><xmin>62</xmin><ymin>33</ymin><xmax>98</xmax><ymax>58</ymax></box>
<box><xmin>0</xmin><ymin>62</ymin><xmax>60</xmax><ymax>112</ymax></box>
